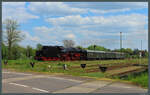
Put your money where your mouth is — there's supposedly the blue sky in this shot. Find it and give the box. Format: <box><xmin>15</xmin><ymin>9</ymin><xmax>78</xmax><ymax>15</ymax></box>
<box><xmin>2</xmin><ymin>2</ymin><xmax>148</xmax><ymax>50</ymax></box>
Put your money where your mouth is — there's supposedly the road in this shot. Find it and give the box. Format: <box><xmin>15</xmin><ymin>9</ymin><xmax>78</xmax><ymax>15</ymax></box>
<box><xmin>2</xmin><ymin>69</ymin><xmax>147</xmax><ymax>93</ymax></box>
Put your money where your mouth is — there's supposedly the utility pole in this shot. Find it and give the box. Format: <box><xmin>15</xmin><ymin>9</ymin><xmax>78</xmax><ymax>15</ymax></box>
<box><xmin>120</xmin><ymin>32</ymin><xmax>122</xmax><ymax>50</ymax></box>
<box><xmin>141</xmin><ymin>40</ymin><xmax>142</xmax><ymax>51</ymax></box>
<box><xmin>140</xmin><ymin>40</ymin><xmax>142</xmax><ymax>58</ymax></box>
<box><xmin>120</xmin><ymin>32</ymin><xmax>123</xmax><ymax>58</ymax></box>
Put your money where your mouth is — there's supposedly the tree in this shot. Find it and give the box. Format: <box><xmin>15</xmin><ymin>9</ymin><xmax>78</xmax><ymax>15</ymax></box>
<box><xmin>133</xmin><ymin>49</ymin><xmax>140</xmax><ymax>55</ymax></box>
<box><xmin>87</xmin><ymin>45</ymin><xmax>109</xmax><ymax>51</ymax></box>
<box><xmin>124</xmin><ymin>48</ymin><xmax>133</xmax><ymax>55</ymax></box>
<box><xmin>76</xmin><ymin>46</ymin><xmax>83</xmax><ymax>49</ymax></box>
<box><xmin>36</xmin><ymin>43</ymin><xmax>42</xmax><ymax>50</ymax></box>
<box><xmin>62</xmin><ymin>40</ymin><xmax>75</xmax><ymax>48</ymax></box>
<box><xmin>26</xmin><ymin>45</ymin><xmax>35</xmax><ymax>59</ymax></box>
<box><xmin>141</xmin><ymin>50</ymin><xmax>148</xmax><ymax>58</ymax></box>
<box><xmin>2</xmin><ymin>42</ymin><xmax>8</xmax><ymax>60</ymax></box>
<box><xmin>17</xmin><ymin>46</ymin><xmax>28</xmax><ymax>59</ymax></box>
<box><xmin>3</xmin><ymin>19</ymin><xmax>24</xmax><ymax>59</ymax></box>
<box><xmin>12</xmin><ymin>45</ymin><xmax>21</xmax><ymax>60</ymax></box>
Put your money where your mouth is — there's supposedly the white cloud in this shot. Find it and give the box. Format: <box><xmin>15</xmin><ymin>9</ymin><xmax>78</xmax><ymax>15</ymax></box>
<box><xmin>23</xmin><ymin>31</ymin><xmax>41</xmax><ymax>42</ymax></box>
<box><xmin>34</xmin><ymin>26</ymin><xmax>51</xmax><ymax>33</ymax></box>
<box><xmin>19</xmin><ymin>31</ymin><xmax>41</xmax><ymax>48</ymax></box>
<box><xmin>33</xmin><ymin>26</ymin><xmax>66</xmax><ymax>45</ymax></box>
<box><xmin>46</xmin><ymin>13</ymin><xmax>147</xmax><ymax>29</ymax></box>
<box><xmin>2</xmin><ymin>2</ymin><xmax>147</xmax><ymax>24</ymax></box>
<box><xmin>2</xmin><ymin>2</ymin><xmax>39</xmax><ymax>23</ymax></box>
<box><xmin>27</xmin><ymin>2</ymin><xmax>148</xmax><ymax>17</ymax></box>
<box><xmin>90</xmin><ymin>8</ymin><xmax>130</xmax><ymax>14</ymax></box>
<box><xmin>31</xmin><ymin>26</ymin><xmax>79</xmax><ymax>47</ymax></box>
<box><xmin>3</xmin><ymin>2</ymin><xmax>147</xmax><ymax>50</ymax></box>
<box><xmin>45</xmin><ymin>13</ymin><xmax>147</xmax><ymax>49</ymax></box>
<box><xmin>66</xmin><ymin>2</ymin><xmax>147</xmax><ymax>13</ymax></box>
<box><xmin>28</xmin><ymin>2</ymin><xmax>87</xmax><ymax>17</ymax></box>
<box><xmin>65</xmin><ymin>34</ymin><xmax>76</xmax><ymax>39</ymax></box>
<box><xmin>3</xmin><ymin>2</ymin><xmax>26</xmax><ymax>7</ymax></box>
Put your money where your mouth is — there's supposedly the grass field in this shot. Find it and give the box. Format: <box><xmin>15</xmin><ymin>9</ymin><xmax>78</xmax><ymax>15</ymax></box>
<box><xmin>121</xmin><ymin>71</ymin><xmax>148</xmax><ymax>88</ymax></box>
<box><xmin>2</xmin><ymin>58</ymin><xmax>148</xmax><ymax>88</ymax></box>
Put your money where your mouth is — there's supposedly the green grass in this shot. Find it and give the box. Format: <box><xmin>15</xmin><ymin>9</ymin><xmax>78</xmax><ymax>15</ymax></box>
<box><xmin>81</xmin><ymin>72</ymin><xmax>105</xmax><ymax>78</ymax></box>
<box><xmin>2</xmin><ymin>58</ymin><xmax>148</xmax><ymax>88</ymax></box>
<box><xmin>2</xmin><ymin>58</ymin><xmax>148</xmax><ymax>72</ymax></box>
<box><xmin>124</xmin><ymin>72</ymin><xmax>148</xmax><ymax>88</ymax></box>
<box><xmin>2</xmin><ymin>59</ymin><xmax>107</xmax><ymax>78</ymax></box>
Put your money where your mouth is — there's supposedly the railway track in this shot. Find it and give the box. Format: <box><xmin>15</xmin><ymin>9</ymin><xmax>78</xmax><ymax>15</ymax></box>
<box><xmin>70</xmin><ymin>63</ymin><xmax>148</xmax><ymax>78</ymax></box>
<box><xmin>40</xmin><ymin>62</ymin><xmax>148</xmax><ymax>78</ymax></box>
<box><xmin>106</xmin><ymin>66</ymin><xmax>146</xmax><ymax>76</ymax></box>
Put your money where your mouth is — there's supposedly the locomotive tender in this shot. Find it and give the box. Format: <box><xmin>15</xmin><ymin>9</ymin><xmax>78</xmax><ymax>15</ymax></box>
<box><xmin>35</xmin><ymin>46</ymin><xmax>125</xmax><ymax>61</ymax></box>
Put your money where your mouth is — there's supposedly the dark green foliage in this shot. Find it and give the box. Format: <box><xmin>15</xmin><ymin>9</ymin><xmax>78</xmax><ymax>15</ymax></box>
<box><xmin>123</xmin><ymin>72</ymin><xmax>148</xmax><ymax>88</ymax></box>
<box><xmin>133</xmin><ymin>49</ymin><xmax>140</xmax><ymax>55</ymax></box>
<box><xmin>87</xmin><ymin>45</ymin><xmax>110</xmax><ymax>51</ymax></box>
<box><xmin>36</xmin><ymin>43</ymin><xmax>42</xmax><ymax>50</ymax></box>
<box><xmin>76</xmin><ymin>46</ymin><xmax>84</xmax><ymax>49</ymax></box>
<box><xmin>76</xmin><ymin>46</ymin><xmax>87</xmax><ymax>50</ymax></box>
<box><xmin>26</xmin><ymin>45</ymin><xmax>36</xmax><ymax>59</ymax></box>
<box><xmin>2</xmin><ymin>43</ymin><xmax>8</xmax><ymax>60</ymax></box>
<box><xmin>12</xmin><ymin>45</ymin><xmax>22</xmax><ymax>60</ymax></box>
<box><xmin>113</xmin><ymin>48</ymin><xmax>148</xmax><ymax>58</ymax></box>
<box><xmin>2</xmin><ymin>44</ymin><xmax>36</xmax><ymax>60</ymax></box>
<box><xmin>141</xmin><ymin>50</ymin><xmax>148</xmax><ymax>57</ymax></box>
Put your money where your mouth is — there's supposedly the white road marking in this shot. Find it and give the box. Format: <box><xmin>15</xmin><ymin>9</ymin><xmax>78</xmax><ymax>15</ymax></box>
<box><xmin>3</xmin><ymin>75</ymin><xmax>45</xmax><ymax>83</ymax></box>
<box><xmin>3</xmin><ymin>72</ymin><xmax>32</xmax><ymax>76</ymax></box>
<box><xmin>9</xmin><ymin>82</ymin><xmax>49</xmax><ymax>93</ymax></box>
<box><xmin>32</xmin><ymin>87</ymin><xmax>49</xmax><ymax>93</ymax></box>
<box><xmin>9</xmin><ymin>83</ymin><xmax>29</xmax><ymax>88</ymax></box>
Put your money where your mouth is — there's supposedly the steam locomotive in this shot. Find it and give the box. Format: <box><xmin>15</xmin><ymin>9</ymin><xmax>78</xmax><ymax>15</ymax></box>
<box><xmin>34</xmin><ymin>46</ymin><xmax>125</xmax><ymax>61</ymax></box>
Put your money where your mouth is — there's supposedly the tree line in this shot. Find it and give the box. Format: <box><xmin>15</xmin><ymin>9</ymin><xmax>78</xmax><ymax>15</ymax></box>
<box><xmin>2</xmin><ymin>42</ymin><xmax>43</xmax><ymax>60</ymax></box>
<box><xmin>2</xmin><ymin>19</ymin><xmax>148</xmax><ymax>60</ymax></box>
<box><xmin>77</xmin><ymin>45</ymin><xmax>148</xmax><ymax>58</ymax></box>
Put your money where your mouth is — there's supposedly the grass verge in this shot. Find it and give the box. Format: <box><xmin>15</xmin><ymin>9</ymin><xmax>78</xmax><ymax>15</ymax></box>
<box><xmin>2</xmin><ymin>58</ymin><xmax>148</xmax><ymax>88</ymax></box>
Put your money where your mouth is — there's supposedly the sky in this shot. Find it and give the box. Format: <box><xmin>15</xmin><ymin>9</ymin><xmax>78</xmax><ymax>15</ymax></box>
<box><xmin>2</xmin><ymin>2</ymin><xmax>148</xmax><ymax>50</ymax></box>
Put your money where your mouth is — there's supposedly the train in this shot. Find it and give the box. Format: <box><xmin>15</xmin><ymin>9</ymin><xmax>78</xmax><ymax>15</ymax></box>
<box><xmin>34</xmin><ymin>46</ymin><xmax>125</xmax><ymax>61</ymax></box>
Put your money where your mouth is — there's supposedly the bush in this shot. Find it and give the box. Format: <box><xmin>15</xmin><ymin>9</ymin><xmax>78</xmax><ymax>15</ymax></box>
<box><xmin>124</xmin><ymin>72</ymin><xmax>148</xmax><ymax>88</ymax></box>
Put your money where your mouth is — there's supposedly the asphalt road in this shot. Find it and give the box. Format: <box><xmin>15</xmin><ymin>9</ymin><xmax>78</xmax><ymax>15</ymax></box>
<box><xmin>2</xmin><ymin>69</ymin><xmax>148</xmax><ymax>93</ymax></box>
